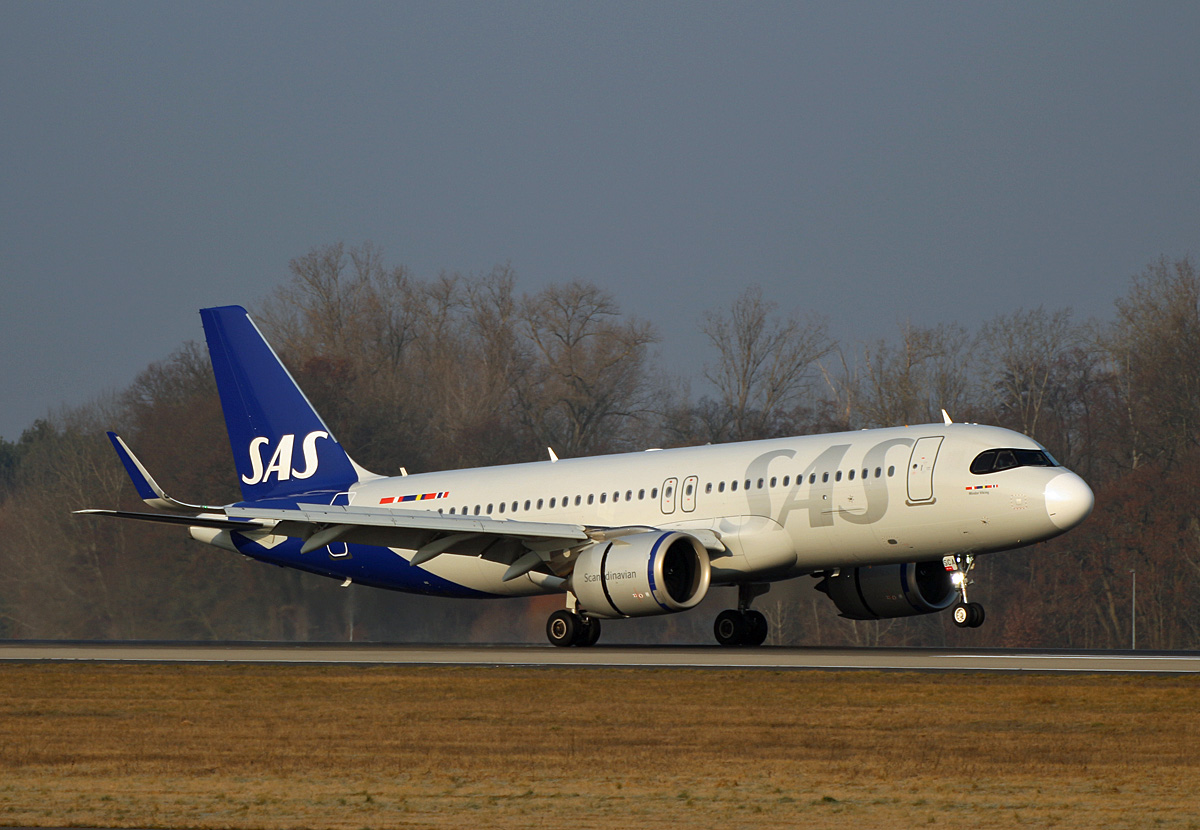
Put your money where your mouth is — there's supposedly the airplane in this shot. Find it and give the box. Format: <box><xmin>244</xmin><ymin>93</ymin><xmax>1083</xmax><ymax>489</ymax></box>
<box><xmin>77</xmin><ymin>305</ymin><xmax>1095</xmax><ymax>646</ymax></box>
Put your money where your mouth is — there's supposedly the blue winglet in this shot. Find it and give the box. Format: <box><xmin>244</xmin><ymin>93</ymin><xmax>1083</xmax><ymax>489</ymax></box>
<box><xmin>108</xmin><ymin>431</ymin><xmax>158</xmax><ymax>502</ymax></box>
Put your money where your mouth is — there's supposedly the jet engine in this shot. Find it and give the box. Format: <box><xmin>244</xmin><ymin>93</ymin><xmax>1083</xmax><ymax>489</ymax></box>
<box><xmin>816</xmin><ymin>560</ymin><xmax>958</xmax><ymax>620</ymax></box>
<box><xmin>571</xmin><ymin>531</ymin><xmax>711</xmax><ymax>619</ymax></box>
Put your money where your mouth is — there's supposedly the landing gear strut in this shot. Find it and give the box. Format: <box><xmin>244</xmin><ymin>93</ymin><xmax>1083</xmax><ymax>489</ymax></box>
<box><xmin>947</xmin><ymin>554</ymin><xmax>985</xmax><ymax>629</ymax></box>
<box><xmin>714</xmin><ymin>583</ymin><xmax>770</xmax><ymax>646</ymax></box>
<box><xmin>546</xmin><ymin>603</ymin><xmax>602</xmax><ymax>647</ymax></box>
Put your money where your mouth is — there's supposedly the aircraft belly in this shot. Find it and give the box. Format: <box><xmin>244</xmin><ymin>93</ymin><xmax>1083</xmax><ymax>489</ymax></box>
<box><xmin>418</xmin><ymin>551</ymin><xmax>553</xmax><ymax>598</ymax></box>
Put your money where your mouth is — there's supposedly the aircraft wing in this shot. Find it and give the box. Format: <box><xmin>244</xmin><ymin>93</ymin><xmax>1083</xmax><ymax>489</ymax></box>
<box><xmin>225</xmin><ymin>502</ymin><xmax>590</xmax><ymax>558</ymax></box>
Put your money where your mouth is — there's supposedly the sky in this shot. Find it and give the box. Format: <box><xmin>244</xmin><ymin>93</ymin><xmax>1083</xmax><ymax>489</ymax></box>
<box><xmin>2</xmin><ymin>2</ymin><xmax>1198</xmax><ymax>442</ymax></box>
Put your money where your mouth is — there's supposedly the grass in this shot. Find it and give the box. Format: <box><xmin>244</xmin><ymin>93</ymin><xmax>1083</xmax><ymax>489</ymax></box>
<box><xmin>0</xmin><ymin>663</ymin><xmax>1197</xmax><ymax>828</ymax></box>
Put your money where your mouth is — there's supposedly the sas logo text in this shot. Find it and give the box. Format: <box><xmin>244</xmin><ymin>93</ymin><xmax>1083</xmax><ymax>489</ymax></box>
<box><xmin>242</xmin><ymin>431</ymin><xmax>329</xmax><ymax>485</ymax></box>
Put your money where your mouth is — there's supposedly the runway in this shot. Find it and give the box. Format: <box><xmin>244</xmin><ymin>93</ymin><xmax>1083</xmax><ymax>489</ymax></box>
<box><xmin>1</xmin><ymin>641</ymin><xmax>1197</xmax><ymax>673</ymax></box>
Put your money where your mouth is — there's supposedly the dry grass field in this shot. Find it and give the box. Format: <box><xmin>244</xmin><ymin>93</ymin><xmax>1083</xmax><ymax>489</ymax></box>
<box><xmin>0</xmin><ymin>662</ymin><xmax>1197</xmax><ymax>829</ymax></box>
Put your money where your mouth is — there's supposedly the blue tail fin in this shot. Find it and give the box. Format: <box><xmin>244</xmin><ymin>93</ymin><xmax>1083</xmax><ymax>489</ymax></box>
<box><xmin>200</xmin><ymin>305</ymin><xmax>366</xmax><ymax>503</ymax></box>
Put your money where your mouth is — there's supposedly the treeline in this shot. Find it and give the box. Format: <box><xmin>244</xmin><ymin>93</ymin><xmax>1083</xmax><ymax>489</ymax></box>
<box><xmin>1</xmin><ymin>243</ymin><xmax>1198</xmax><ymax>648</ymax></box>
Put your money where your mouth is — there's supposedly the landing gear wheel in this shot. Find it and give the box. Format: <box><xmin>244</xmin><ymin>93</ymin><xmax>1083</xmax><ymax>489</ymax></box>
<box><xmin>714</xmin><ymin>609</ymin><xmax>744</xmax><ymax>646</ymax></box>
<box><xmin>953</xmin><ymin>602</ymin><xmax>985</xmax><ymax>628</ymax></box>
<box><xmin>547</xmin><ymin>610</ymin><xmax>580</xmax><ymax>647</ymax></box>
<box><xmin>576</xmin><ymin>616</ymin><xmax>602</xmax><ymax>647</ymax></box>
<box><xmin>743</xmin><ymin>610</ymin><xmax>768</xmax><ymax>646</ymax></box>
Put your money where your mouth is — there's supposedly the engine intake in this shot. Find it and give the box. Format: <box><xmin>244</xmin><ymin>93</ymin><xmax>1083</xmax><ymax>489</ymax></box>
<box><xmin>571</xmin><ymin>531</ymin><xmax>711</xmax><ymax>619</ymax></box>
<box><xmin>817</xmin><ymin>561</ymin><xmax>958</xmax><ymax>620</ymax></box>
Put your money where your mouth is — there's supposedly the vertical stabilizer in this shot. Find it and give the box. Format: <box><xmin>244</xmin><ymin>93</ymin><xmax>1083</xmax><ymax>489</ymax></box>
<box><xmin>200</xmin><ymin>305</ymin><xmax>365</xmax><ymax>502</ymax></box>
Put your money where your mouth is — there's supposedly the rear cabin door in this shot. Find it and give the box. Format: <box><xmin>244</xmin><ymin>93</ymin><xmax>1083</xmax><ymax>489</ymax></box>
<box><xmin>681</xmin><ymin>475</ymin><xmax>698</xmax><ymax>512</ymax></box>
<box><xmin>907</xmin><ymin>436</ymin><xmax>943</xmax><ymax>503</ymax></box>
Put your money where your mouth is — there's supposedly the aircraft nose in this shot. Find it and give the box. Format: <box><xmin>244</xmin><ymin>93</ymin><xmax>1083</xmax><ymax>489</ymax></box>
<box><xmin>1044</xmin><ymin>472</ymin><xmax>1094</xmax><ymax>530</ymax></box>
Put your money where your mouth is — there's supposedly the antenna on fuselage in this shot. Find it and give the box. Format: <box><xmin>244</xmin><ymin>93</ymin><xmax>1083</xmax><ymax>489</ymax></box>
<box><xmin>942</xmin><ymin>409</ymin><xmax>954</xmax><ymax>425</ymax></box>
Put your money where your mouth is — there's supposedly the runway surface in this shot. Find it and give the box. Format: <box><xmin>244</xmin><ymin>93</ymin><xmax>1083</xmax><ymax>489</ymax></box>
<box><xmin>1</xmin><ymin>641</ymin><xmax>1197</xmax><ymax>673</ymax></box>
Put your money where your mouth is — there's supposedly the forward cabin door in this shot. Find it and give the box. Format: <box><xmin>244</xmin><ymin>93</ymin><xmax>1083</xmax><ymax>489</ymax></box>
<box><xmin>661</xmin><ymin>477</ymin><xmax>678</xmax><ymax>514</ymax></box>
<box><xmin>907</xmin><ymin>436</ymin><xmax>943</xmax><ymax>503</ymax></box>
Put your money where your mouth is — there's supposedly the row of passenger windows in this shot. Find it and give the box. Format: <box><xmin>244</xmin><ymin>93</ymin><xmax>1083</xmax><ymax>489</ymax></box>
<box><xmin>440</xmin><ymin>465</ymin><xmax>898</xmax><ymax>517</ymax></box>
<box><xmin>705</xmin><ymin>466</ymin><xmax>896</xmax><ymax>494</ymax></box>
<box><xmin>448</xmin><ymin>487</ymin><xmax>660</xmax><ymax>516</ymax></box>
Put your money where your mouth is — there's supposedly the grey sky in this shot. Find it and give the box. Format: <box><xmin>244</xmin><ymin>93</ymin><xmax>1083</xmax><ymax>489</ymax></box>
<box><xmin>2</xmin><ymin>2</ymin><xmax>1197</xmax><ymax>441</ymax></box>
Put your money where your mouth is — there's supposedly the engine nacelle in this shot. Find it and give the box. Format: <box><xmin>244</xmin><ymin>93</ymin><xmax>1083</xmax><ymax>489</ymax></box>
<box><xmin>571</xmin><ymin>531</ymin><xmax>711</xmax><ymax>619</ymax></box>
<box><xmin>817</xmin><ymin>561</ymin><xmax>958</xmax><ymax>620</ymax></box>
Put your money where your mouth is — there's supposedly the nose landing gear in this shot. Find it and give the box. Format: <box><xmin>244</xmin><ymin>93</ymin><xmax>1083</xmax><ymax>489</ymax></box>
<box><xmin>947</xmin><ymin>554</ymin><xmax>985</xmax><ymax>629</ymax></box>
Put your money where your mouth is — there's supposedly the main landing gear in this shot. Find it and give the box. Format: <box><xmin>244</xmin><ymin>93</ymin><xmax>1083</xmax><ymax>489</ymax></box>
<box><xmin>714</xmin><ymin>583</ymin><xmax>770</xmax><ymax>646</ymax></box>
<box><xmin>546</xmin><ymin>607</ymin><xmax>602</xmax><ymax>647</ymax></box>
<box><xmin>947</xmin><ymin>554</ymin><xmax>985</xmax><ymax>629</ymax></box>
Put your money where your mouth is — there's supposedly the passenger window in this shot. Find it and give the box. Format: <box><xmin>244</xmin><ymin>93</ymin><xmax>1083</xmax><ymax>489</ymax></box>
<box><xmin>745</xmin><ymin>479</ymin><xmax>751</xmax><ymax>490</ymax></box>
<box><xmin>770</xmin><ymin>477</ymin><xmax>777</xmax><ymax>487</ymax></box>
<box><xmin>537</xmin><ymin>499</ymin><xmax>543</xmax><ymax>509</ymax></box>
<box><xmin>651</xmin><ymin>488</ymin><xmax>658</xmax><ymax>499</ymax></box>
<box><xmin>549</xmin><ymin>497</ymin><xmax>556</xmax><ymax>508</ymax></box>
<box><xmin>638</xmin><ymin>489</ymin><xmax>645</xmax><ymax>499</ymax></box>
<box><xmin>512</xmin><ymin>501</ymin><xmax>518</xmax><ymax>511</ymax></box>
<box><xmin>600</xmin><ymin>493</ymin><xmax>607</xmax><ymax>503</ymax></box>
<box><xmin>487</xmin><ymin>503</ymin><xmax>493</xmax><ymax>514</ymax></box>
<box><xmin>809</xmin><ymin>474</ymin><xmax>816</xmax><ymax>484</ymax></box>
<box><xmin>685</xmin><ymin>483</ymin><xmax>693</xmax><ymax>495</ymax></box>
<box><xmin>731</xmin><ymin>481</ymin><xmax>738</xmax><ymax>492</ymax></box>
<box><xmin>783</xmin><ymin>475</ymin><xmax>790</xmax><ymax>486</ymax></box>
<box><xmin>756</xmin><ymin>478</ymin><xmax>764</xmax><ymax>489</ymax></box>
<box><xmin>848</xmin><ymin>469</ymin><xmax>855</xmax><ymax>481</ymax></box>
<box><xmin>705</xmin><ymin>483</ymin><xmax>713</xmax><ymax>494</ymax></box>
<box><xmin>588</xmin><ymin>494</ymin><xmax>594</xmax><ymax>505</ymax></box>
<box><xmin>822</xmin><ymin>472</ymin><xmax>829</xmax><ymax>483</ymax></box>
<box><xmin>449</xmin><ymin>507</ymin><xmax>455</xmax><ymax>514</ymax></box>
<box><xmin>888</xmin><ymin>466</ymin><xmax>895</xmax><ymax>476</ymax></box>
<box><xmin>575</xmin><ymin>495</ymin><xmax>582</xmax><ymax>506</ymax></box>
<box><xmin>626</xmin><ymin>490</ymin><xmax>633</xmax><ymax>501</ymax></box>
<box><xmin>718</xmin><ymin>481</ymin><xmax>726</xmax><ymax>493</ymax></box>
<box><xmin>836</xmin><ymin>471</ymin><xmax>842</xmax><ymax>481</ymax></box>
<box><xmin>875</xmin><ymin>467</ymin><xmax>881</xmax><ymax>478</ymax></box>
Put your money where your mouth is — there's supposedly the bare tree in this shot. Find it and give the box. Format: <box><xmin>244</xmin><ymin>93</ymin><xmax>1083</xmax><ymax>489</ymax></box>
<box><xmin>857</xmin><ymin>323</ymin><xmax>978</xmax><ymax>427</ymax></box>
<box><xmin>1105</xmin><ymin>256</ymin><xmax>1200</xmax><ymax>470</ymax></box>
<box><xmin>701</xmin><ymin>285</ymin><xmax>834</xmax><ymax>441</ymax></box>
<box><xmin>979</xmin><ymin>308</ymin><xmax>1078</xmax><ymax>436</ymax></box>
<box><xmin>515</xmin><ymin>282</ymin><xmax>659</xmax><ymax>457</ymax></box>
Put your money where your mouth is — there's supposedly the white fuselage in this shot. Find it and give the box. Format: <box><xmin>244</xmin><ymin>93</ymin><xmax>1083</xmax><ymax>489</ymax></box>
<box><xmin>342</xmin><ymin>422</ymin><xmax>1091</xmax><ymax>597</ymax></box>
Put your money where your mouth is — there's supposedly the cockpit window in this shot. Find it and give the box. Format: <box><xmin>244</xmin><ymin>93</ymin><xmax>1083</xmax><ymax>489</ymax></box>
<box><xmin>970</xmin><ymin>448</ymin><xmax>1056</xmax><ymax>475</ymax></box>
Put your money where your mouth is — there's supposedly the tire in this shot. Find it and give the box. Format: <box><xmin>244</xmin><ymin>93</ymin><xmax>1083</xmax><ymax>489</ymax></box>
<box><xmin>576</xmin><ymin>617</ymin><xmax>602</xmax><ymax>647</ymax></box>
<box><xmin>714</xmin><ymin>609</ymin><xmax>745</xmax><ymax>646</ymax></box>
<box><xmin>547</xmin><ymin>610</ymin><xmax>579</xmax><ymax>647</ymax></box>
<box><xmin>743</xmin><ymin>610</ymin><xmax>769</xmax><ymax>646</ymax></box>
<box><xmin>968</xmin><ymin>602</ymin><xmax>986</xmax><ymax>628</ymax></box>
<box><xmin>953</xmin><ymin>604</ymin><xmax>971</xmax><ymax>628</ymax></box>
